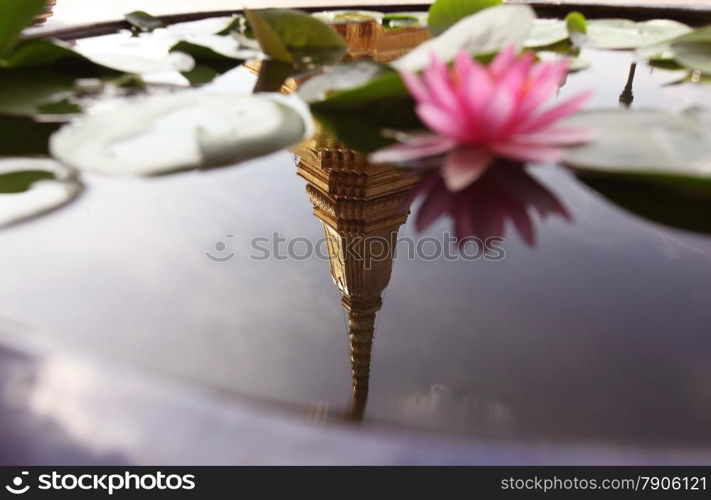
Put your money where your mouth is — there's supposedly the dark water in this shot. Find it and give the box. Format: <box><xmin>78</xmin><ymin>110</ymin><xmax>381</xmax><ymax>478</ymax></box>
<box><xmin>1</xmin><ymin>48</ymin><xmax>711</xmax><ymax>450</ymax></box>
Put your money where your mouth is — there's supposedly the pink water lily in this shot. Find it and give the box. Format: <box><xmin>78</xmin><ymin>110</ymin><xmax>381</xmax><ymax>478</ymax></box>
<box><xmin>370</xmin><ymin>45</ymin><xmax>593</xmax><ymax>191</ymax></box>
<box><xmin>411</xmin><ymin>164</ymin><xmax>570</xmax><ymax>246</ymax></box>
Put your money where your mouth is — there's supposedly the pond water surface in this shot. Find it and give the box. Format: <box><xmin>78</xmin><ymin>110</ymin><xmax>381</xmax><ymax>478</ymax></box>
<box><xmin>1</xmin><ymin>37</ymin><xmax>711</xmax><ymax>451</ymax></box>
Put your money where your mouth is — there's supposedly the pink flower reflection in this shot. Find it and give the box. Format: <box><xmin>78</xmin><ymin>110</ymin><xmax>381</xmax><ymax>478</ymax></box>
<box><xmin>371</xmin><ymin>46</ymin><xmax>593</xmax><ymax>192</ymax></box>
<box><xmin>410</xmin><ymin>162</ymin><xmax>570</xmax><ymax>246</ymax></box>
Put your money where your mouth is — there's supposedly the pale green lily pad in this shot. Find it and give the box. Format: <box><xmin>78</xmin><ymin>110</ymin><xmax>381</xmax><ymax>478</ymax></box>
<box><xmin>382</xmin><ymin>12</ymin><xmax>428</xmax><ymax>29</ymax></box>
<box><xmin>311</xmin><ymin>10</ymin><xmax>384</xmax><ymax>24</ymax></box>
<box><xmin>0</xmin><ymin>158</ymin><xmax>81</xmax><ymax>228</ymax></box>
<box><xmin>586</xmin><ymin>19</ymin><xmax>691</xmax><ymax>50</ymax></box>
<box><xmin>297</xmin><ymin>60</ymin><xmax>392</xmax><ymax>103</ymax></box>
<box><xmin>391</xmin><ymin>5</ymin><xmax>535</xmax><ymax>73</ymax></box>
<box><xmin>427</xmin><ymin>0</ymin><xmax>502</xmax><ymax>36</ymax></box>
<box><xmin>670</xmin><ymin>26</ymin><xmax>711</xmax><ymax>75</ymax></box>
<box><xmin>50</xmin><ymin>92</ymin><xmax>312</xmax><ymax>176</ymax></box>
<box><xmin>125</xmin><ymin>11</ymin><xmax>165</xmax><ymax>33</ymax></box>
<box><xmin>564</xmin><ymin>108</ymin><xmax>711</xmax><ymax>186</ymax></box>
<box><xmin>525</xmin><ymin>19</ymin><xmax>568</xmax><ymax>48</ymax></box>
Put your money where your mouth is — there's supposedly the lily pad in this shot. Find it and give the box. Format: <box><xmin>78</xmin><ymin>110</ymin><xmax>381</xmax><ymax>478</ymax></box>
<box><xmin>0</xmin><ymin>115</ymin><xmax>61</xmax><ymax>156</ymax></box>
<box><xmin>170</xmin><ymin>40</ymin><xmax>245</xmax><ymax>84</ymax></box>
<box><xmin>525</xmin><ymin>19</ymin><xmax>569</xmax><ymax>49</ymax></box>
<box><xmin>382</xmin><ymin>12</ymin><xmax>428</xmax><ymax>29</ymax></box>
<box><xmin>579</xmin><ymin>174</ymin><xmax>711</xmax><ymax>236</ymax></box>
<box><xmin>566</xmin><ymin>11</ymin><xmax>588</xmax><ymax>35</ymax></box>
<box><xmin>298</xmin><ymin>60</ymin><xmax>395</xmax><ymax>104</ymax></box>
<box><xmin>311</xmin><ymin>11</ymin><xmax>384</xmax><ymax>24</ymax></box>
<box><xmin>391</xmin><ymin>5</ymin><xmax>535</xmax><ymax>73</ymax></box>
<box><xmin>586</xmin><ymin>19</ymin><xmax>691</xmax><ymax>50</ymax></box>
<box><xmin>0</xmin><ymin>0</ymin><xmax>46</xmax><ymax>57</ymax></box>
<box><xmin>427</xmin><ymin>0</ymin><xmax>502</xmax><ymax>36</ymax></box>
<box><xmin>50</xmin><ymin>92</ymin><xmax>313</xmax><ymax>176</ymax></box>
<box><xmin>0</xmin><ymin>158</ymin><xmax>81</xmax><ymax>228</ymax></box>
<box><xmin>125</xmin><ymin>11</ymin><xmax>165</xmax><ymax>33</ymax></box>
<box><xmin>670</xmin><ymin>26</ymin><xmax>711</xmax><ymax>75</ymax></box>
<box><xmin>245</xmin><ymin>9</ymin><xmax>346</xmax><ymax>68</ymax></box>
<box><xmin>564</xmin><ymin>108</ymin><xmax>711</xmax><ymax>187</ymax></box>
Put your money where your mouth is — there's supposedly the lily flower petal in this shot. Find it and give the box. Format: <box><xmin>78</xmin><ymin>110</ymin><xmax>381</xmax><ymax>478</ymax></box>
<box><xmin>442</xmin><ymin>148</ymin><xmax>492</xmax><ymax>191</ymax></box>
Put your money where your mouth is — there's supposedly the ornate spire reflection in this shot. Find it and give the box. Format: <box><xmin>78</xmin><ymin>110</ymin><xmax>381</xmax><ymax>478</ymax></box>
<box><xmin>294</xmin><ymin>127</ymin><xmax>418</xmax><ymax>420</ymax></box>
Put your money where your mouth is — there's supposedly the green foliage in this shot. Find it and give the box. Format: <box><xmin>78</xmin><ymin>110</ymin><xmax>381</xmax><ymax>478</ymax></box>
<box><xmin>427</xmin><ymin>0</ymin><xmax>502</xmax><ymax>36</ymax></box>
<box><xmin>245</xmin><ymin>9</ymin><xmax>346</xmax><ymax>67</ymax></box>
<box><xmin>0</xmin><ymin>0</ymin><xmax>46</xmax><ymax>57</ymax></box>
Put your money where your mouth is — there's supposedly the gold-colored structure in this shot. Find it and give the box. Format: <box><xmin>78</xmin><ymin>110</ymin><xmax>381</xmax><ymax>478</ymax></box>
<box><xmin>34</xmin><ymin>0</ymin><xmax>56</xmax><ymax>25</ymax></box>
<box><xmin>329</xmin><ymin>19</ymin><xmax>430</xmax><ymax>63</ymax></box>
<box><xmin>295</xmin><ymin>128</ymin><xmax>419</xmax><ymax>420</ymax></box>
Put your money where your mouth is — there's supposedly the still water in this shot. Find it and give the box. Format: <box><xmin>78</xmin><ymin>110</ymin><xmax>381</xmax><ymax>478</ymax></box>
<box><xmin>1</xmin><ymin>45</ymin><xmax>711</xmax><ymax>449</ymax></box>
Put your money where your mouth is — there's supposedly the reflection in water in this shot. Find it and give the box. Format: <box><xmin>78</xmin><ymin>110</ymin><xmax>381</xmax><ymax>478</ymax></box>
<box><xmin>619</xmin><ymin>62</ymin><xmax>637</xmax><ymax>108</ymax></box>
<box><xmin>295</xmin><ymin>128</ymin><xmax>419</xmax><ymax>420</ymax></box>
<box><xmin>411</xmin><ymin>163</ymin><xmax>570</xmax><ymax>246</ymax></box>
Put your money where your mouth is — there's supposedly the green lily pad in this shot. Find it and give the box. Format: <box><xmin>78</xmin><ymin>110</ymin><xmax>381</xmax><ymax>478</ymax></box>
<box><xmin>298</xmin><ymin>60</ymin><xmax>395</xmax><ymax>104</ymax></box>
<box><xmin>382</xmin><ymin>12</ymin><xmax>428</xmax><ymax>29</ymax></box>
<box><xmin>0</xmin><ymin>115</ymin><xmax>61</xmax><ymax>156</ymax></box>
<box><xmin>586</xmin><ymin>19</ymin><xmax>691</xmax><ymax>50</ymax></box>
<box><xmin>0</xmin><ymin>0</ymin><xmax>46</xmax><ymax>57</ymax></box>
<box><xmin>391</xmin><ymin>5</ymin><xmax>535</xmax><ymax>73</ymax></box>
<box><xmin>245</xmin><ymin>9</ymin><xmax>346</xmax><ymax>68</ymax></box>
<box><xmin>670</xmin><ymin>26</ymin><xmax>711</xmax><ymax>75</ymax></box>
<box><xmin>0</xmin><ymin>158</ymin><xmax>81</xmax><ymax>228</ymax></box>
<box><xmin>564</xmin><ymin>108</ymin><xmax>711</xmax><ymax>187</ymax></box>
<box><xmin>50</xmin><ymin>92</ymin><xmax>312</xmax><ymax>176</ymax></box>
<box><xmin>427</xmin><ymin>0</ymin><xmax>502</xmax><ymax>36</ymax></box>
<box><xmin>311</xmin><ymin>10</ymin><xmax>384</xmax><ymax>24</ymax></box>
<box><xmin>125</xmin><ymin>11</ymin><xmax>165</xmax><ymax>33</ymax></box>
<box><xmin>525</xmin><ymin>19</ymin><xmax>569</xmax><ymax>49</ymax></box>
<box><xmin>579</xmin><ymin>174</ymin><xmax>711</xmax><ymax>236</ymax></box>
<box><xmin>565</xmin><ymin>11</ymin><xmax>588</xmax><ymax>35</ymax></box>
<box><xmin>170</xmin><ymin>40</ymin><xmax>245</xmax><ymax>84</ymax></box>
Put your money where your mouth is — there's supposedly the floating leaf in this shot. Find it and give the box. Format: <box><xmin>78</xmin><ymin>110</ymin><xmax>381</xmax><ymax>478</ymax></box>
<box><xmin>245</xmin><ymin>9</ymin><xmax>346</xmax><ymax>67</ymax></box>
<box><xmin>125</xmin><ymin>11</ymin><xmax>165</xmax><ymax>33</ymax></box>
<box><xmin>564</xmin><ymin>108</ymin><xmax>711</xmax><ymax>186</ymax></box>
<box><xmin>525</xmin><ymin>19</ymin><xmax>569</xmax><ymax>49</ymax></box>
<box><xmin>311</xmin><ymin>10</ymin><xmax>384</xmax><ymax>23</ymax></box>
<box><xmin>0</xmin><ymin>170</ymin><xmax>54</xmax><ymax>194</ymax></box>
<box><xmin>50</xmin><ymin>92</ymin><xmax>312</xmax><ymax>176</ymax></box>
<box><xmin>391</xmin><ymin>5</ymin><xmax>535</xmax><ymax>73</ymax></box>
<box><xmin>253</xmin><ymin>60</ymin><xmax>294</xmax><ymax>93</ymax></box>
<box><xmin>0</xmin><ymin>68</ymin><xmax>78</xmax><ymax>116</ymax></box>
<box><xmin>0</xmin><ymin>158</ymin><xmax>81</xmax><ymax>228</ymax></box>
<box><xmin>382</xmin><ymin>12</ymin><xmax>428</xmax><ymax>29</ymax></box>
<box><xmin>565</xmin><ymin>11</ymin><xmax>587</xmax><ymax>35</ymax></box>
<box><xmin>579</xmin><ymin>175</ymin><xmax>711</xmax><ymax>236</ymax></box>
<box><xmin>170</xmin><ymin>40</ymin><xmax>245</xmax><ymax>83</ymax></box>
<box><xmin>0</xmin><ymin>0</ymin><xmax>46</xmax><ymax>57</ymax></box>
<box><xmin>298</xmin><ymin>60</ymin><xmax>396</xmax><ymax>104</ymax></box>
<box><xmin>0</xmin><ymin>115</ymin><xmax>61</xmax><ymax>155</ymax></box>
<box><xmin>586</xmin><ymin>19</ymin><xmax>691</xmax><ymax>50</ymax></box>
<box><xmin>302</xmin><ymin>62</ymin><xmax>422</xmax><ymax>152</ymax></box>
<box><xmin>427</xmin><ymin>0</ymin><xmax>502</xmax><ymax>36</ymax></box>
<box><xmin>670</xmin><ymin>26</ymin><xmax>711</xmax><ymax>75</ymax></box>
<box><xmin>1</xmin><ymin>39</ymin><xmax>118</xmax><ymax>76</ymax></box>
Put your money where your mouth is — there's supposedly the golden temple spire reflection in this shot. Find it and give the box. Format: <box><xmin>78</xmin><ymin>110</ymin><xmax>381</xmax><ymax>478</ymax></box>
<box><xmin>294</xmin><ymin>126</ymin><xmax>418</xmax><ymax>420</ymax></box>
